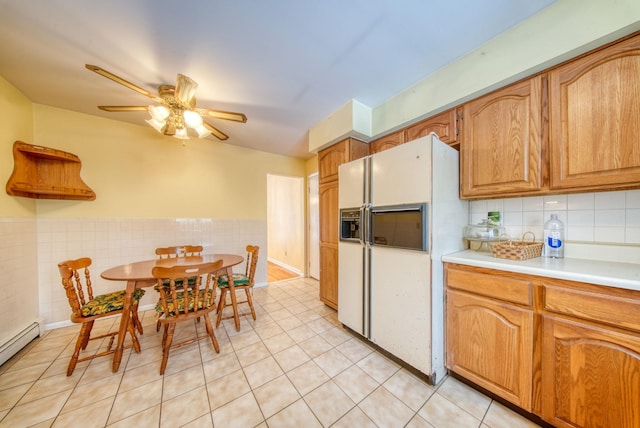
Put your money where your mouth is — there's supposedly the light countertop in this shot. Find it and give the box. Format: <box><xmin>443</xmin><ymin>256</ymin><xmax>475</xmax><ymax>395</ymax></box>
<box><xmin>442</xmin><ymin>250</ymin><xmax>640</xmax><ymax>292</ymax></box>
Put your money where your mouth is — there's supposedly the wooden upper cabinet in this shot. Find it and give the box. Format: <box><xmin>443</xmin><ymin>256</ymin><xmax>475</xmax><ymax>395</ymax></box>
<box><xmin>318</xmin><ymin>138</ymin><xmax>368</xmax><ymax>184</ymax></box>
<box><xmin>369</xmin><ymin>130</ymin><xmax>405</xmax><ymax>155</ymax></box>
<box><xmin>460</xmin><ymin>75</ymin><xmax>545</xmax><ymax>198</ymax></box>
<box><xmin>549</xmin><ymin>33</ymin><xmax>640</xmax><ymax>191</ymax></box>
<box><xmin>405</xmin><ymin>108</ymin><xmax>459</xmax><ymax>147</ymax></box>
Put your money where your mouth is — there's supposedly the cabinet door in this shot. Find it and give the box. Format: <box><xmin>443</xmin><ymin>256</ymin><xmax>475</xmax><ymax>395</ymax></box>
<box><xmin>319</xmin><ymin>243</ymin><xmax>338</xmax><ymax>309</ymax></box>
<box><xmin>460</xmin><ymin>76</ymin><xmax>545</xmax><ymax>198</ymax></box>
<box><xmin>405</xmin><ymin>109</ymin><xmax>459</xmax><ymax>146</ymax></box>
<box><xmin>549</xmin><ymin>34</ymin><xmax>640</xmax><ymax>190</ymax></box>
<box><xmin>319</xmin><ymin>182</ymin><xmax>338</xmax><ymax>244</ymax></box>
<box><xmin>446</xmin><ymin>289</ymin><xmax>533</xmax><ymax>410</ymax></box>
<box><xmin>541</xmin><ymin>316</ymin><xmax>640</xmax><ymax>428</ymax></box>
<box><xmin>369</xmin><ymin>130</ymin><xmax>405</xmax><ymax>155</ymax></box>
<box><xmin>318</xmin><ymin>140</ymin><xmax>349</xmax><ymax>184</ymax></box>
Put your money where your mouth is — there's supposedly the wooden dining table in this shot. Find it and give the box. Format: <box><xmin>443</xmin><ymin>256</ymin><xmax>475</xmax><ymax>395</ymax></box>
<box><xmin>101</xmin><ymin>253</ymin><xmax>244</xmax><ymax>372</ymax></box>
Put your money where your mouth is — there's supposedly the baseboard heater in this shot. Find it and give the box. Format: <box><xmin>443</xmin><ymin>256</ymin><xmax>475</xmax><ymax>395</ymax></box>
<box><xmin>0</xmin><ymin>321</ymin><xmax>43</xmax><ymax>366</ymax></box>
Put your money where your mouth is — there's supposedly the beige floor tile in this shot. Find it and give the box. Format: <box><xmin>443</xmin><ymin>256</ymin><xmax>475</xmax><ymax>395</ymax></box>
<box><xmin>405</xmin><ymin>414</ymin><xmax>436</xmax><ymax>428</ymax></box>
<box><xmin>61</xmin><ymin>375</ymin><xmax>121</xmax><ymax>414</ymax></box>
<box><xmin>296</xmin><ymin>309</ymin><xmax>323</xmax><ymax>323</ymax></box>
<box><xmin>162</xmin><ymin>365</ymin><xmax>206</xmax><ymax>402</ymax></box>
<box><xmin>285</xmin><ymin>324</ymin><xmax>316</xmax><ymax>343</ymax></box>
<box><xmin>0</xmin><ymin>382</ymin><xmax>31</xmax><ymax>413</ymax></box>
<box><xmin>275</xmin><ymin>315</ymin><xmax>304</xmax><ymax>331</ymax></box>
<box><xmin>437</xmin><ymin>376</ymin><xmax>491</xmax><ymax>420</ymax></box>
<box><xmin>160</xmin><ymin>385</ymin><xmax>210</xmax><ymax>428</ymax></box>
<box><xmin>42</xmin><ymin>357</ymin><xmax>89</xmax><ymax>379</ymax></box>
<box><xmin>298</xmin><ymin>335</ymin><xmax>332</xmax><ymax>359</ymax></box>
<box><xmin>303</xmin><ymin>380</ymin><xmax>355</xmax><ymax>427</ymax></box>
<box><xmin>107</xmin><ymin>378</ymin><xmax>163</xmax><ymax>424</ymax></box>
<box><xmin>356</xmin><ymin>351</ymin><xmax>401</xmax><ymax>383</ymax></box>
<box><xmin>336</xmin><ymin>337</ymin><xmax>374</xmax><ymax>364</ymax></box>
<box><xmin>77</xmin><ymin>359</ymin><xmax>123</xmax><ymax>387</ymax></box>
<box><xmin>286</xmin><ymin>360</ymin><xmax>329</xmax><ymax>396</ymax></box>
<box><xmin>306</xmin><ymin>317</ymin><xmax>334</xmax><ymax>334</ymax></box>
<box><xmin>253</xmin><ymin>375</ymin><xmax>301</xmax><ymax>418</ymax></box>
<box><xmin>332</xmin><ymin>406</ymin><xmax>378</xmax><ymax>428</ymax></box>
<box><xmin>262</xmin><ymin>332</ymin><xmax>296</xmax><ymax>354</ymax></box>
<box><xmin>211</xmin><ymin>392</ymin><xmax>264</xmax><ymax>428</ymax></box>
<box><xmin>0</xmin><ymin>389</ymin><xmax>72</xmax><ymax>427</ymax></box>
<box><xmin>418</xmin><ymin>393</ymin><xmax>481</xmax><ymax>428</ymax></box>
<box><xmin>383</xmin><ymin>368</ymin><xmax>436</xmax><ymax>411</ymax></box>
<box><xmin>254</xmin><ymin>322</ymin><xmax>285</xmax><ymax>340</ymax></box>
<box><xmin>229</xmin><ymin>330</ymin><xmax>261</xmax><ymax>351</ymax></box>
<box><xmin>333</xmin><ymin>364</ymin><xmax>380</xmax><ymax>403</ymax></box>
<box><xmin>182</xmin><ymin>412</ymin><xmax>214</xmax><ymax>428</ymax></box>
<box><xmin>119</xmin><ymin>361</ymin><xmax>160</xmax><ymax>393</ymax></box>
<box><xmin>52</xmin><ymin>396</ymin><xmax>114</xmax><ymax>428</ymax></box>
<box><xmin>162</xmin><ymin>346</ymin><xmax>203</xmax><ymax>376</ymax></box>
<box><xmin>313</xmin><ymin>348</ymin><xmax>353</xmax><ymax>378</ymax></box>
<box><xmin>273</xmin><ymin>345</ymin><xmax>310</xmax><ymax>372</ymax></box>
<box><xmin>322</xmin><ymin>326</ymin><xmax>352</xmax><ymax>346</ymax></box>
<box><xmin>266</xmin><ymin>398</ymin><xmax>322</xmax><ymax>427</ymax></box>
<box><xmin>7</xmin><ymin>348</ymin><xmax>60</xmax><ymax>372</ymax></box>
<box><xmin>358</xmin><ymin>386</ymin><xmax>415</xmax><ymax>428</ymax></box>
<box><xmin>206</xmin><ymin>369</ymin><xmax>251</xmax><ymax>410</ymax></box>
<box><xmin>202</xmin><ymin>352</ymin><xmax>242</xmax><ymax>383</ymax></box>
<box><xmin>242</xmin><ymin>356</ymin><xmax>283</xmax><ymax>389</ymax></box>
<box><xmin>483</xmin><ymin>401</ymin><xmax>542</xmax><ymax>428</ymax></box>
<box><xmin>105</xmin><ymin>404</ymin><xmax>160</xmax><ymax>428</ymax></box>
<box><xmin>235</xmin><ymin>341</ymin><xmax>271</xmax><ymax>367</ymax></box>
<box><xmin>0</xmin><ymin>362</ymin><xmax>50</xmax><ymax>391</ymax></box>
<box><xmin>16</xmin><ymin>371</ymin><xmax>81</xmax><ymax>405</ymax></box>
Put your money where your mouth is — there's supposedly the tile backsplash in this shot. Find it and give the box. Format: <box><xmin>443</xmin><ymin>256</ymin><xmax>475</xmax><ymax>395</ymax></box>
<box><xmin>469</xmin><ymin>189</ymin><xmax>640</xmax><ymax>263</ymax></box>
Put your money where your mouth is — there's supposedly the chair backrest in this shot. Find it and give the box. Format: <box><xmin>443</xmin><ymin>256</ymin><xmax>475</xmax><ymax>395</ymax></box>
<box><xmin>155</xmin><ymin>245</ymin><xmax>203</xmax><ymax>259</ymax></box>
<box><xmin>244</xmin><ymin>245</ymin><xmax>259</xmax><ymax>286</ymax></box>
<box><xmin>152</xmin><ymin>260</ymin><xmax>223</xmax><ymax>317</ymax></box>
<box><xmin>58</xmin><ymin>257</ymin><xmax>94</xmax><ymax>318</ymax></box>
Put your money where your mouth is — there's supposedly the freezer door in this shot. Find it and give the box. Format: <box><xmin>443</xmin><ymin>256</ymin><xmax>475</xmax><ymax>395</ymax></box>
<box><xmin>337</xmin><ymin>241</ymin><xmax>366</xmax><ymax>335</ymax></box>
<box><xmin>370</xmin><ymin>135</ymin><xmax>431</xmax><ymax>207</ymax></box>
<box><xmin>369</xmin><ymin>246</ymin><xmax>432</xmax><ymax>375</ymax></box>
<box><xmin>338</xmin><ymin>157</ymin><xmax>367</xmax><ymax>209</ymax></box>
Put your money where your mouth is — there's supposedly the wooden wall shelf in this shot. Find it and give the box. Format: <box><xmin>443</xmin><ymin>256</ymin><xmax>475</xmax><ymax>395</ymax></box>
<box><xmin>6</xmin><ymin>141</ymin><xmax>96</xmax><ymax>200</ymax></box>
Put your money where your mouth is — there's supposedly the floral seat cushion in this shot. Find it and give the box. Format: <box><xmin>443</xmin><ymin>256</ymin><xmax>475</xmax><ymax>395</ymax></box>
<box><xmin>154</xmin><ymin>276</ymin><xmax>199</xmax><ymax>291</ymax></box>
<box><xmin>155</xmin><ymin>289</ymin><xmax>215</xmax><ymax>315</ymax></box>
<box><xmin>81</xmin><ymin>289</ymin><xmax>146</xmax><ymax>317</ymax></box>
<box><xmin>217</xmin><ymin>273</ymin><xmax>249</xmax><ymax>287</ymax></box>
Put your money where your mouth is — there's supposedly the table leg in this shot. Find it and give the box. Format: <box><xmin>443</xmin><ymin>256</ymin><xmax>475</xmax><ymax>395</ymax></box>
<box><xmin>112</xmin><ymin>280</ymin><xmax>135</xmax><ymax>372</ymax></box>
<box><xmin>227</xmin><ymin>267</ymin><xmax>241</xmax><ymax>331</ymax></box>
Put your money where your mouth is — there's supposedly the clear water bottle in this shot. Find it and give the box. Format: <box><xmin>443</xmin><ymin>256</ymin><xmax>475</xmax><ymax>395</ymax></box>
<box><xmin>544</xmin><ymin>214</ymin><xmax>564</xmax><ymax>258</ymax></box>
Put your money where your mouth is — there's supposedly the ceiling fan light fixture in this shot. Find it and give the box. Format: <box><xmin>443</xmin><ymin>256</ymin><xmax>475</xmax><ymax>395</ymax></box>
<box><xmin>194</xmin><ymin>124</ymin><xmax>212</xmax><ymax>138</ymax></box>
<box><xmin>183</xmin><ymin>110</ymin><xmax>203</xmax><ymax>128</ymax></box>
<box><xmin>174</xmin><ymin>127</ymin><xmax>189</xmax><ymax>140</ymax></box>
<box><xmin>146</xmin><ymin>117</ymin><xmax>165</xmax><ymax>133</ymax></box>
<box><xmin>148</xmin><ymin>104</ymin><xmax>170</xmax><ymax>122</ymax></box>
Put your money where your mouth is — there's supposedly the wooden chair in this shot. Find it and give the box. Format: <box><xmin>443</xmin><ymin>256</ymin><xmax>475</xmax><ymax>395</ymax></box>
<box><xmin>154</xmin><ymin>245</ymin><xmax>203</xmax><ymax>331</ymax></box>
<box><xmin>216</xmin><ymin>245</ymin><xmax>259</xmax><ymax>329</ymax></box>
<box><xmin>58</xmin><ymin>257</ymin><xmax>144</xmax><ymax>376</ymax></box>
<box><xmin>152</xmin><ymin>260</ymin><xmax>223</xmax><ymax>375</ymax></box>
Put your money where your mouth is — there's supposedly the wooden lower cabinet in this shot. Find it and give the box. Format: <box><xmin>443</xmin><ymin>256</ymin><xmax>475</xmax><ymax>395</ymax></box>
<box><xmin>541</xmin><ymin>316</ymin><xmax>640</xmax><ymax>428</ymax></box>
<box><xmin>445</xmin><ymin>262</ymin><xmax>640</xmax><ymax>427</ymax></box>
<box><xmin>319</xmin><ymin>243</ymin><xmax>338</xmax><ymax>309</ymax></box>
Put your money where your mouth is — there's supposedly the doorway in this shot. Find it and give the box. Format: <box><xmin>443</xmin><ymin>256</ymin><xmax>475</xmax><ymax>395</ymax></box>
<box><xmin>266</xmin><ymin>174</ymin><xmax>304</xmax><ymax>282</ymax></box>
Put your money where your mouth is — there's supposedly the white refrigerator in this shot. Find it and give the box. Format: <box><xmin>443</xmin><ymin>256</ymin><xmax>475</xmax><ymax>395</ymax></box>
<box><xmin>337</xmin><ymin>133</ymin><xmax>467</xmax><ymax>384</ymax></box>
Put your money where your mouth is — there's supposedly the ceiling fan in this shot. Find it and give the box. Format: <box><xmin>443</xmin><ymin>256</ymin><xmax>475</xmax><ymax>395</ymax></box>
<box><xmin>85</xmin><ymin>64</ymin><xmax>247</xmax><ymax>141</ymax></box>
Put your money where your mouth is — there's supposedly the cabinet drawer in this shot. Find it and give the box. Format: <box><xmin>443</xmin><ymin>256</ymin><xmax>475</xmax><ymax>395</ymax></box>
<box><xmin>543</xmin><ymin>285</ymin><xmax>640</xmax><ymax>333</ymax></box>
<box><xmin>446</xmin><ymin>266</ymin><xmax>532</xmax><ymax>306</ymax></box>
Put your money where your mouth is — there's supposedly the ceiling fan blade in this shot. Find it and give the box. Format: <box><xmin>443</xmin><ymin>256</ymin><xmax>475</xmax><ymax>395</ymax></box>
<box><xmin>98</xmin><ymin>106</ymin><xmax>149</xmax><ymax>112</ymax></box>
<box><xmin>86</xmin><ymin>64</ymin><xmax>163</xmax><ymax>103</ymax></box>
<box><xmin>194</xmin><ymin>107</ymin><xmax>247</xmax><ymax>123</ymax></box>
<box><xmin>204</xmin><ymin>122</ymin><xmax>229</xmax><ymax>141</ymax></box>
<box><xmin>175</xmin><ymin>74</ymin><xmax>198</xmax><ymax>106</ymax></box>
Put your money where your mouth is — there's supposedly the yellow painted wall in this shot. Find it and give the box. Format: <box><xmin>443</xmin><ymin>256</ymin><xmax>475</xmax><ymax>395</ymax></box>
<box><xmin>0</xmin><ymin>76</ymin><xmax>36</xmax><ymax>217</ymax></box>
<box><xmin>31</xmin><ymin>104</ymin><xmax>306</xmax><ymax>219</ymax></box>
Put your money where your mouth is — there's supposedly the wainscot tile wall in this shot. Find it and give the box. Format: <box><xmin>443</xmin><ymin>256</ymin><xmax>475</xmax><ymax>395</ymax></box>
<box><xmin>32</xmin><ymin>218</ymin><xmax>267</xmax><ymax>329</ymax></box>
<box><xmin>470</xmin><ymin>189</ymin><xmax>640</xmax><ymax>263</ymax></box>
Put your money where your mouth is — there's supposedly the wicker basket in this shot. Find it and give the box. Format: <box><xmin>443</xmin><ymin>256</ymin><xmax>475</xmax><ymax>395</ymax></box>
<box><xmin>490</xmin><ymin>232</ymin><xmax>543</xmax><ymax>260</ymax></box>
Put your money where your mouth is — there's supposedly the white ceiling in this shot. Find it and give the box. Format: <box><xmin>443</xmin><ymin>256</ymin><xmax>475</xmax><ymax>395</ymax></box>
<box><xmin>0</xmin><ymin>0</ymin><xmax>555</xmax><ymax>159</ymax></box>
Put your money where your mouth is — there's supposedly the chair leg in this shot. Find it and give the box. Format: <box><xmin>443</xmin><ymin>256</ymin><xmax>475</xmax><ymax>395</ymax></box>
<box><xmin>160</xmin><ymin>322</ymin><xmax>176</xmax><ymax>375</ymax></box>
<box><xmin>203</xmin><ymin>315</ymin><xmax>220</xmax><ymax>353</ymax></box>
<box><xmin>216</xmin><ymin>289</ymin><xmax>227</xmax><ymax>327</ymax></box>
<box><xmin>68</xmin><ymin>323</ymin><xmax>91</xmax><ymax>376</ymax></box>
<box><xmin>80</xmin><ymin>321</ymin><xmax>94</xmax><ymax>350</ymax></box>
<box><xmin>127</xmin><ymin>317</ymin><xmax>141</xmax><ymax>353</ymax></box>
<box><xmin>245</xmin><ymin>288</ymin><xmax>257</xmax><ymax>320</ymax></box>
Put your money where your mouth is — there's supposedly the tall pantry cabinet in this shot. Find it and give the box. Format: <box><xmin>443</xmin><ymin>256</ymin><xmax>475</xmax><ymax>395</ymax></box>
<box><xmin>318</xmin><ymin>138</ymin><xmax>368</xmax><ymax>309</ymax></box>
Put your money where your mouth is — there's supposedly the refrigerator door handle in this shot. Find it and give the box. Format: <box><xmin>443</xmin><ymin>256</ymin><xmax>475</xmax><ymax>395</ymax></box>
<box><xmin>359</xmin><ymin>205</ymin><xmax>366</xmax><ymax>246</ymax></box>
<box><xmin>363</xmin><ymin>204</ymin><xmax>372</xmax><ymax>246</ymax></box>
